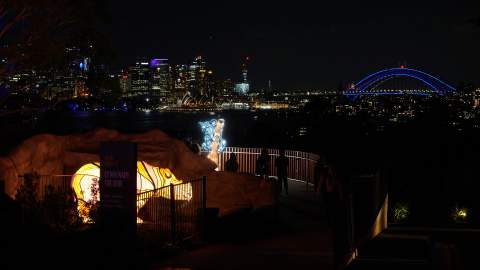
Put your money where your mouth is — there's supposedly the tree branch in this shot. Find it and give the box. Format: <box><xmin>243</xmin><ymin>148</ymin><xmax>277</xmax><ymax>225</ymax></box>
<box><xmin>0</xmin><ymin>7</ymin><xmax>29</xmax><ymax>41</ymax></box>
<box><xmin>0</xmin><ymin>21</ymin><xmax>15</xmax><ymax>40</ymax></box>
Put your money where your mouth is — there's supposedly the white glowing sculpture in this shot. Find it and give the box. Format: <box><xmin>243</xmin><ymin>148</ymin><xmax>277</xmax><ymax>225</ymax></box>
<box><xmin>71</xmin><ymin>161</ymin><xmax>192</xmax><ymax>223</ymax></box>
<box><xmin>199</xmin><ymin>118</ymin><xmax>226</xmax><ymax>166</ymax></box>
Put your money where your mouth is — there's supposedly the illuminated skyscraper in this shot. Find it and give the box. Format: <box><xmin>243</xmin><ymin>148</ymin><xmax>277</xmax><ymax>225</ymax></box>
<box><xmin>217</xmin><ymin>78</ymin><xmax>234</xmax><ymax>97</ymax></box>
<box><xmin>187</xmin><ymin>56</ymin><xmax>210</xmax><ymax>97</ymax></box>
<box><xmin>150</xmin><ymin>58</ymin><xmax>171</xmax><ymax>103</ymax></box>
<box><xmin>173</xmin><ymin>64</ymin><xmax>188</xmax><ymax>92</ymax></box>
<box><xmin>235</xmin><ymin>57</ymin><xmax>250</xmax><ymax>95</ymax></box>
<box><xmin>474</xmin><ymin>88</ymin><xmax>480</xmax><ymax>108</ymax></box>
<box><xmin>129</xmin><ymin>60</ymin><xmax>150</xmax><ymax>97</ymax></box>
<box><xmin>119</xmin><ymin>70</ymin><xmax>130</xmax><ymax>97</ymax></box>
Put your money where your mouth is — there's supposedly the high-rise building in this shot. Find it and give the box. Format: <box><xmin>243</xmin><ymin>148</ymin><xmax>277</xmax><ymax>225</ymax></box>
<box><xmin>187</xmin><ymin>56</ymin><xmax>210</xmax><ymax>97</ymax></box>
<box><xmin>474</xmin><ymin>88</ymin><xmax>480</xmax><ymax>108</ymax></box>
<box><xmin>129</xmin><ymin>60</ymin><xmax>150</xmax><ymax>98</ymax></box>
<box><xmin>205</xmin><ymin>69</ymin><xmax>214</xmax><ymax>97</ymax></box>
<box><xmin>57</xmin><ymin>46</ymin><xmax>89</xmax><ymax>99</ymax></box>
<box><xmin>173</xmin><ymin>64</ymin><xmax>188</xmax><ymax>91</ymax></box>
<box><xmin>150</xmin><ymin>58</ymin><xmax>171</xmax><ymax>103</ymax></box>
<box><xmin>170</xmin><ymin>64</ymin><xmax>188</xmax><ymax>105</ymax></box>
<box><xmin>119</xmin><ymin>70</ymin><xmax>130</xmax><ymax>97</ymax></box>
<box><xmin>235</xmin><ymin>57</ymin><xmax>250</xmax><ymax>95</ymax></box>
<box><xmin>217</xmin><ymin>79</ymin><xmax>234</xmax><ymax>97</ymax></box>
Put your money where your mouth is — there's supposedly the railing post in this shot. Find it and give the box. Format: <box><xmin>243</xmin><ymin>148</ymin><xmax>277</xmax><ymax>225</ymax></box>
<box><xmin>348</xmin><ymin>192</ymin><xmax>355</xmax><ymax>253</ymax></box>
<box><xmin>305</xmin><ymin>159</ymin><xmax>309</xmax><ymax>192</ymax></box>
<box><xmin>170</xmin><ymin>183</ymin><xmax>176</xmax><ymax>244</ymax></box>
<box><xmin>202</xmin><ymin>176</ymin><xmax>207</xmax><ymax>211</ymax></box>
<box><xmin>201</xmin><ymin>176</ymin><xmax>207</xmax><ymax>240</ymax></box>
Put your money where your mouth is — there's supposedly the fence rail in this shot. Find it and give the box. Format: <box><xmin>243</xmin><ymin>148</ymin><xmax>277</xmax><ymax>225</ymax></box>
<box><xmin>17</xmin><ymin>174</ymin><xmax>72</xmax><ymax>201</ymax></box>
<box><xmin>16</xmin><ymin>173</ymin><xmax>206</xmax><ymax>244</ymax></box>
<box><xmin>215</xmin><ymin>147</ymin><xmax>321</xmax><ymax>190</ymax></box>
<box><xmin>16</xmin><ymin>174</ymin><xmax>78</xmax><ymax>228</ymax></box>
<box><xmin>136</xmin><ymin>177</ymin><xmax>206</xmax><ymax>243</ymax></box>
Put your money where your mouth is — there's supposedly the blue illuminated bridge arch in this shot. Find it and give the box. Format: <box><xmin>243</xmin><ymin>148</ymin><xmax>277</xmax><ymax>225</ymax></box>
<box><xmin>344</xmin><ymin>67</ymin><xmax>456</xmax><ymax>99</ymax></box>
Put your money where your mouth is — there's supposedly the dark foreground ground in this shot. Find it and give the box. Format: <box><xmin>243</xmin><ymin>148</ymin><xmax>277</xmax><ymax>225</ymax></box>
<box><xmin>1</xmin><ymin>181</ymin><xmax>332</xmax><ymax>270</ymax></box>
<box><xmin>150</xmin><ymin>181</ymin><xmax>332</xmax><ymax>270</ymax></box>
<box><xmin>2</xmin><ymin>180</ymin><xmax>480</xmax><ymax>270</ymax></box>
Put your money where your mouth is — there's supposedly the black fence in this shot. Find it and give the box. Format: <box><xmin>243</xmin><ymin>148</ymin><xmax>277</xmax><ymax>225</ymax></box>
<box><xmin>15</xmin><ymin>173</ymin><xmax>207</xmax><ymax>243</ymax></box>
<box><xmin>136</xmin><ymin>176</ymin><xmax>206</xmax><ymax>244</ymax></box>
<box><xmin>16</xmin><ymin>174</ymin><xmax>80</xmax><ymax>229</ymax></box>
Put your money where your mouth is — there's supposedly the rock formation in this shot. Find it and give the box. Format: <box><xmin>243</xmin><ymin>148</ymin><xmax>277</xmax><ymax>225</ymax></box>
<box><xmin>0</xmin><ymin>128</ymin><xmax>274</xmax><ymax>217</ymax></box>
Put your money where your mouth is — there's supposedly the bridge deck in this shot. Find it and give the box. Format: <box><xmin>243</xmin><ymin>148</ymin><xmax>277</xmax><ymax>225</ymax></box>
<box><xmin>151</xmin><ymin>180</ymin><xmax>334</xmax><ymax>270</ymax></box>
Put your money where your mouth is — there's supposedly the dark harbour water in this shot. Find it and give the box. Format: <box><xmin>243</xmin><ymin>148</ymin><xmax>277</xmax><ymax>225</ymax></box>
<box><xmin>0</xmin><ymin>110</ymin><xmax>319</xmax><ymax>155</ymax></box>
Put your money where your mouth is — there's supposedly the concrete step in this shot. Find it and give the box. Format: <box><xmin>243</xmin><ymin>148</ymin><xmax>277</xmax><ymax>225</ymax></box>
<box><xmin>357</xmin><ymin>233</ymin><xmax>431</xmax><ymax>260</ymax></box>
<box><xmin>347</xmin><ymin>257</ymin><xmax>431</xmax><ymax>270</ymax></box>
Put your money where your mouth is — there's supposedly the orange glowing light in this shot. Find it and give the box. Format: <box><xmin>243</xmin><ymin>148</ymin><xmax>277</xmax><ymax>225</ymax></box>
<box><xmin>71</xmin><ymin>161</ymin><xmax>192</xmax><ymax>223</ymax></box>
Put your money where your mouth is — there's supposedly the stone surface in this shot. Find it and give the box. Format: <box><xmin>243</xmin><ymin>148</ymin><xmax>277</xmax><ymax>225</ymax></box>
<box><xmin>0</xmin><ymin>128</ymin><xmax>274</xmax><ymax>217</ymax></box>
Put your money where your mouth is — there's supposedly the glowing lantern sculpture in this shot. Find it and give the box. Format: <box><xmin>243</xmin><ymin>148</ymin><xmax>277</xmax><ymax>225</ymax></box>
<box><xmin>199</xmin><ymin>118</ymin><xmax>226</xmax><ymax>167</ymax></box>
<box><xmin>71</xmin><ymin>161</ymin><xmax>192</xmax><ymax>223</ymax></box>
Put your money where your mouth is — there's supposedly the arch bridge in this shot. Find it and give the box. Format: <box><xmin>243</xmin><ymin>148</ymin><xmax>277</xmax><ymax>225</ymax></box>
<box><xmin>344</xmin><ymin>67</ymin><xmax>456</xmax><ymax>99</ymax></box>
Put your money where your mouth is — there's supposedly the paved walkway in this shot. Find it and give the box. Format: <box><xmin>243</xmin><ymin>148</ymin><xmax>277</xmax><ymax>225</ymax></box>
<box><xmin>151</xmin><ymin>180</ymin><xmax>334</xmax><ymax>270</ymax></box>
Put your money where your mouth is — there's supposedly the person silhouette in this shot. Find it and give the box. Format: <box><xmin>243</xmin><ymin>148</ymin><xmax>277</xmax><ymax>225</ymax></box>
<box><xmin>314</xmin><ymin>161</ymin><xmax>321</xmax><ymax>193</ymax></box>
<box><xmin>321</xmin><ymin>163</ymin><xmax>349</xmax><ymax>270</ymax></box>
<box><xmin>275</xmin><ymin>149</ymin><xmax>289</xmax><ymax>195</ymax></box>
<box><xmin>225</xmin><ymin>153</ymin><xmax>239</xmax><ymax>172</ymax></box>
<box><xmin>256</xmin><ymin>148</ymin><xmax>269</xmax><ymax>179</ymax></box>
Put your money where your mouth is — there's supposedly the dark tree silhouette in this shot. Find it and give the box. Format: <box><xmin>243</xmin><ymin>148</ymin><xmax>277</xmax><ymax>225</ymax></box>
<box><xmin>0</xmin><ymin>0</ymin><xmax>109</xmax><ymax>77</ymax></box>
<box><xmin>467</xmin><ymin>17</ymin><xmax>480</xmax><ymax>27</ymax></box>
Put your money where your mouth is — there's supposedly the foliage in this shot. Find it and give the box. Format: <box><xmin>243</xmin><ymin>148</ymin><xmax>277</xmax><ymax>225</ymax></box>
<box><xmin>87</xmin><ymin>177</ymin><xmax>100</xmax><ymax>224</ymax></box>
<box><xmin>450</xmin><ymin>204</ymin><xmax>468</xmax><ymax>224</ymax></box>
<box><xmin>392</xmin><ymin>201</ymin><xmax>410</xmax><ymax>223</ymax></box>
<box><xmin>16</xmin><ymin>173</ymin><xmax>84</xmax><ymax>230</ymax></box>
<box><xmin>42</xmin><ymin>185</ymin><xmax>82</xmax><ymax>231</ymax></box>
<box><xmin>15</xmin><ymin>172</ymin><xmax>41</xmax><ymax>224</ymax></box>
<box><xmin>77</xmin><ymin>177</ymin><xmax>100</xmax><ymax>224</ymax></box>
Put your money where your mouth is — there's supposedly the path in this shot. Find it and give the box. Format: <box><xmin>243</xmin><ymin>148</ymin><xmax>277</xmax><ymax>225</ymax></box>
<box><xmin>151</xmin><ymin>180</ymin><xmax>334</xmax><ymax>270</ymax></box>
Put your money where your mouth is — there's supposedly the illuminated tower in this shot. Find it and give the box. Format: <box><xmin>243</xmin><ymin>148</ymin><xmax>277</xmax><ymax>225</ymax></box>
<box><xmin>129</xmin><ymin>59</ymin><xmax>150</xmax><ymax>98</ymax></box>
<box><xmin>241</xmin><ymin>57</ymin><xmax>249</xmax><ymax>83</ymax></box>
<box><xmin>474</xmin><ymin>88</ymin><xmax>480</xmax><ymax>108</ymax></box>
<box><xmin>119</xmin><ymin>70</ymin><xmax>130</xmax><ymax>97</ymax></box>
<box><xmin>187</xmin><ymin>56</ymin><xmax>207</xmax><ymax>97</ymax></box>
<box><xmin>235</xmin><ymin>56</ymin><xmax>250</xmax><ymax>95</ymax></box>
<box><xmin>172</xmin><ymin>64</ymin><xmax>188</xmax><ymax>103</ymax></box>
<box><xmin>150</xmin><ymin>58</ymin><xmax>171</xmax><ymax>103</ymax></box>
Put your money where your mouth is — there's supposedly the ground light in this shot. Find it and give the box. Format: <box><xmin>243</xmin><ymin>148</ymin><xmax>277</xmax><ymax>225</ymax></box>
<box><xmin>71</xmin><ymin>161</ymin><xmax>192</xmax><ymax>223</ymax></box>
<box><xmin>451</xmin><ymin>204</ymin><xmax>469</xmax><ymax>224</ymax></box>
<box><xmin>392</xmin><ymin>201</ymin><xmax>410</xmax><ymax>223</ymax></box>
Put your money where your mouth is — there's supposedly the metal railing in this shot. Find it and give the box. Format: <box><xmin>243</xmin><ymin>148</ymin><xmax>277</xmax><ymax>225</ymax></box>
<box><xmin>215</xmin><ymin>147</ymin><xmax>321</xmax><ymax>190</ymax></box>
<box><xmin>17</xmin><ymin>174</ymin><xmax>72</xmax><ymax>201</ymax></box>
<box><xmin>16</xmin><ymin>174</ymin><xmax>78</xmax><ymax>228</ymax></box>
<box><xmin>16</xmin><ymin>174</ymin><xmax>206</xmax><ymax>243</ymax></box>
<box><xmin>136</xmin><ymin>176</ymin><xmax>206</xmax><ymax>243</ymax></box>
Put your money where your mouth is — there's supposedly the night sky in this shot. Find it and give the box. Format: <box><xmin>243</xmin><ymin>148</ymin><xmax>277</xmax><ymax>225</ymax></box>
<box><xmin>107</xmin><ymin>1</ymin><xmax>480</xmax><ymax>90</ymax></box>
